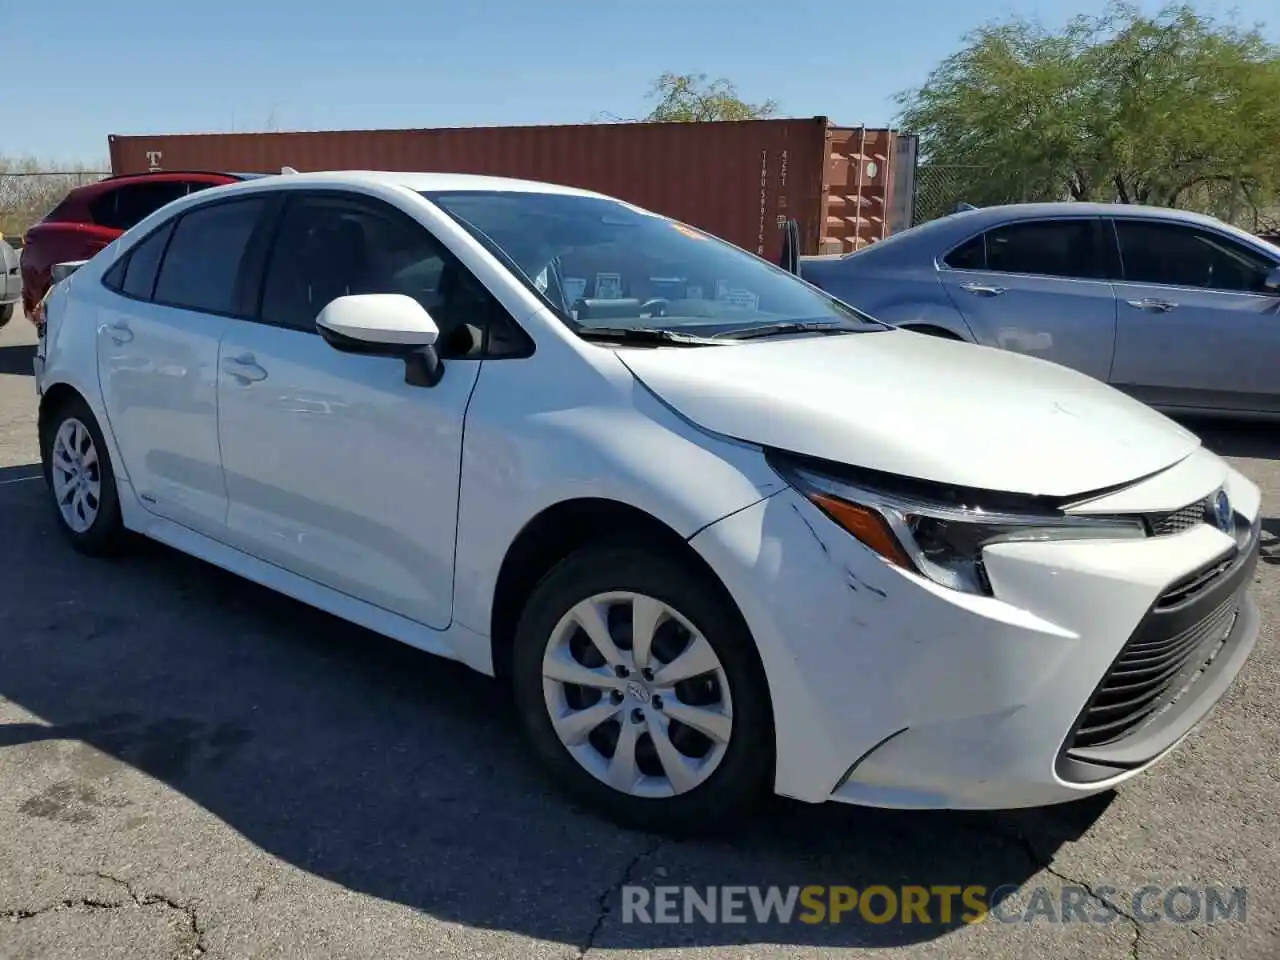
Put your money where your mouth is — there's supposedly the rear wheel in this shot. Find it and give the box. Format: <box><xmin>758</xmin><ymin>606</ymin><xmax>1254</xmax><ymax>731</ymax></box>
<box><xmin>0</xmin><ymin>303</ymin><xmax>13</xmax><ymax>327</ymax></box>
<box><xmin>39</xmin><ymin>395</ymin><xmax>126</xmax><ymax>555</ymax></box>
<box><xmin>512</xmin><ymin>542</ymin><xmax>773</xmax><ymax>836</ymax></box>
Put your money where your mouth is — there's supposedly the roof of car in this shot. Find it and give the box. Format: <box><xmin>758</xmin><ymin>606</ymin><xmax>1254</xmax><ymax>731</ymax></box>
<box><xmin>802</xmin><ymin>201</ymin><xmax>1268</xmax><ymax>266</ymax></box>
<box><xmin>228</xmin><ymin>169</ymin><xmax>603</xmax><ymax>197</ymax></box>
<box><xmin>937</xmin><ymin>201</ymin><xmax>1227</xmax><ymax>228</ymax></box>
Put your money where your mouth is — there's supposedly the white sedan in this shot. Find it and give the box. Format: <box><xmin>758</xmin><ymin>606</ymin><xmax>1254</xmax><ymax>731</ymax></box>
<box><xmin>34</xmin><ymin>171</ymin><xmax>1263</xmax><ymax>835</ymax></box>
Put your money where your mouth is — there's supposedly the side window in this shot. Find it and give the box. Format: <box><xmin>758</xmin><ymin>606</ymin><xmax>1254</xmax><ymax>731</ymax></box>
<box><xmin>120</xmin><ymin>221</ymin><xmax>176</xmax><ymax>300</ymax></box>
<box><xmin>153</xmin><ymin>198</ymin><xmax>266</xmax><ymax>315</ymax></box>
<box><xmin>943</xmin><ymin>234</ymin><xmax>985</xmax><ymax>269</ymax></box>
<box><xmin>87</xmin><ymin>191</ymin><xmax>119</xmax><ymax>229</ymax></box>
<box><xmin>94</xmin><ymin>181</ymin><xmax>191</xmax><ymax>231</ymax></box>
<box><xmin>1114</xmin><ymin>220</ymin><xmax>1275</xmax><ymax>293</ymax></box>
<box><xmin>982</xmin><ymin>219</ymin><xmax>1103</xmax><ymax>279</ymax></box>
<box><xmin>259</xmin><ymin>193</ymin><xmax>520</xmax><ymax>357</ymax></box>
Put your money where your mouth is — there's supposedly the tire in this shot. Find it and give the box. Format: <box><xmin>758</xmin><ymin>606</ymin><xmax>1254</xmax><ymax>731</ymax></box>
<box><xmin>512</xmin><ymin>541</ymin><xmax>774</xmax><ymax>836</ymax></box>
<box><xmin>0</xmin><ymin>302</ymin><xmax>13</xmax><ymax>327</ymax></box>
<box><xmin>39</xmin><ymin>394</ymin><xmax>126</xmax><ymax>556</ymax></box>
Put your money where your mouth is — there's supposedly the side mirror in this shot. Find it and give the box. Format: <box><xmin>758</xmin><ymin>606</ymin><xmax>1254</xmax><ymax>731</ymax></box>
<box><xmin>1264</xmin><ymin>266</ymin><xmax>1280</xmax><ymax>292</ymax></box>
<box><xmin>316</xmin><ymin>293</ymin><xmax>444</xmax><ymax>387</ymax></box>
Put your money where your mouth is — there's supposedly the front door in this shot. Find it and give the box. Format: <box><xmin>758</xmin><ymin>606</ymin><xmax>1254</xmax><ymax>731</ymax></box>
<box><xmin>96</xmin><ymin>196</ymin><xmax>268</xmax><ymax>534</ymax></box>
<box><xmin>216</xmin><ymin>190</ymin><xmax>484</xmax><ymax>629</ymax></box>
<box><xmin>1107</xmin><ymin>217</ymin><xmax>1280</xmax><ymax>414</ymax></box>
<box><xmin>938</xmin><ymin>217</ymin><xmax>1118</xmax><ymax>381</ymax></box>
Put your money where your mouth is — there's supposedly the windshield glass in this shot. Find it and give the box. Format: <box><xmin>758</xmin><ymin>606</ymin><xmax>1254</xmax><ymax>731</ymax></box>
<box><xmin>421</xmin><ymin>190</ymin><xmax>882</xmax><ymax>337</ymax></box>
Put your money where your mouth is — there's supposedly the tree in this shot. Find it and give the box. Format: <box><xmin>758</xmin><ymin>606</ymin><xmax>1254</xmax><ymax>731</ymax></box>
<box><xmin>0</xmin><ymin>156</ymin><xmax>108</xmax><ymax>239</ymax></box>
<box><xmin>897</xmin><ymin>2</ymin><xmax>1280</xmax><ymax>223</ymax></box>
<box><xmin>644</xmin><ymin>73</ymin><xmax>778</xmax><ymax>122</ymax></box>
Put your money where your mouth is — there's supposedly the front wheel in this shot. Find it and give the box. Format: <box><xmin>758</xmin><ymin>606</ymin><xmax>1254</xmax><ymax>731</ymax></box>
<box><xmin>0</xmin><ymin>302</ymin><xmax>13</xmax><ymax>327</ymax></box>
<box><xmin>39</xmin><ymin>395</ymin><xmax>126</xmax><ymax>555</ymax></box>
<box><xmin>512</xmin><ymin>543</ymin><xmax>774</xmax><ymax>836</ymax></box>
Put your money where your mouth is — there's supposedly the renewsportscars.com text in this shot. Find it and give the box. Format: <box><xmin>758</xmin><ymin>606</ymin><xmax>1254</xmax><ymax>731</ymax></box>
<box><xmin>621</xmin><ymin>884</ymin><xmax>1247</xmax><ymax>926</ymax></box>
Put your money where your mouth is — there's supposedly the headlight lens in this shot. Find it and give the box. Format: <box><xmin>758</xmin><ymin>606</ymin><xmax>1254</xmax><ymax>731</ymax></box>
<box><xmin>773</xmin><ymin>455</ymin><xmax>1147</xmax><ymax>595</ymax></box>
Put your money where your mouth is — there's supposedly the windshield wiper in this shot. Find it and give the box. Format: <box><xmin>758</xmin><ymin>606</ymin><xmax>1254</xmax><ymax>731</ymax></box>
<box><xmin>713</xmin><ymin>320</ymin><xmax>868</xmax><ymax>341</ymax></box>
<box><xmin>576</xmin><ymin>327</ymin><xmax>730</xmax><ymax>346</ymax></box>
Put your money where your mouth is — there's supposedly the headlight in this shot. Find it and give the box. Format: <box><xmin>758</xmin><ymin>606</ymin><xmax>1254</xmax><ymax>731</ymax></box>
<box><xmin>770</xmin><ymin>453</ymin><xmax>1147</xmax><ymax>595</ymax></box>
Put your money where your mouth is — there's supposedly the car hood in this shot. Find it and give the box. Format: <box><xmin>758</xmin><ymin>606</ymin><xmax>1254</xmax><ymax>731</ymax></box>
<box><xmin>615</xmin><ymin>330</ymin><xmax>1200</xmax><ymax>498</ymax></box>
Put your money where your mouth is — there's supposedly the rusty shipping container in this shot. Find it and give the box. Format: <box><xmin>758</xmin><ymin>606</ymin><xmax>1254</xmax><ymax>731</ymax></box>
<box><xmin>108</xmin><ymin>120</ymin><xmax>917</xmax><ymax>263</ymax></box>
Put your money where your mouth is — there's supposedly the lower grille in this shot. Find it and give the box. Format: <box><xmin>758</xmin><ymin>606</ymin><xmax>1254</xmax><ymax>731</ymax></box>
<box><xmin>1060</xmin><ymin>515</ymin><xmax>1261</xmax><ymax>773</ymax></box>
<box><xmin>1070</xmin><ymin>594</ymin><xmax>1239</xmax><ymax>748</ymax></box>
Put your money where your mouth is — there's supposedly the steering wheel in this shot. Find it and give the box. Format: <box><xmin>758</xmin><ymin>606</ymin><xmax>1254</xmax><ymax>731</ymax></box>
<box><xmin>641</xmin><ymin>298</ymin><xmax>670</xmax><ymax>318</ymax></box>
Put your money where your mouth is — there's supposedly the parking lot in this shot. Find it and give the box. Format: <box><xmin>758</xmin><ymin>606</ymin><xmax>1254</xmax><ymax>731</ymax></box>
<box><xmin>0</xmin><ymin>312</ymin><xmax>1276</xmax><ymax>960</ymax></box>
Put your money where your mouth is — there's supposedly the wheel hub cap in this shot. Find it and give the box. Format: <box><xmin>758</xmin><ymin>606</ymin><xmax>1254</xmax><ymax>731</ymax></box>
<box><xmin>50</xmin><ymin>417</ymin><xmax>102</xmax><ymax>534</ymax></box>
<box><xmin>541</xmin><ymin>591</ymin><xmax>734</xmax><ymax>799</ymax></box>
<box><xmin>624</xmin><ymin>678</ymin><xmax>651</xmax><ymax>705</ymax></box>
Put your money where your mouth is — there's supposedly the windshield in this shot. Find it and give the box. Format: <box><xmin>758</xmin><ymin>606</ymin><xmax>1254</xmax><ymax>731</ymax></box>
<box><xmin>421</xmin><ymin>190</ymin><xmax>882</xmax><ymax>338</ymax></box>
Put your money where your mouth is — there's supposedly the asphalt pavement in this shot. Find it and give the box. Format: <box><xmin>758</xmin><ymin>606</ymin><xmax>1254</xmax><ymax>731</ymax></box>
<box><xmin>1</xmin><ymin>313</ymin><xmax>1277</xmax><ymax>959</ymax></box>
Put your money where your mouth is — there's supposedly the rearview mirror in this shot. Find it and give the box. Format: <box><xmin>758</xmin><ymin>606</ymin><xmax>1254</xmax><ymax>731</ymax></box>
<box><xmin>316</xmin><ymin>293</ymin><xmax>444</xmax><ymax>387</ymax></box>
<box><xmin>1264</xmin><ymin>266</ymin><xmax>1280</xmax><ymax>292</ymax></box>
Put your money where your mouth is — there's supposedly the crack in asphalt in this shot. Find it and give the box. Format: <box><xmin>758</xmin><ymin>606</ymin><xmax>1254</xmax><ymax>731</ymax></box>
<box><xmin>999</xmin><ymin>826</ymin><xmax>1144</xmax><ymax>960</ymax></box>
<box><xmin>578</xmin><ymin>836</ymin><xmax>665</xmax><ymax>957</ymax></box>
<box><xmin>2</xmin><ymin>869</ymin><xmax>206</xmax><ymax>960</ymax></box>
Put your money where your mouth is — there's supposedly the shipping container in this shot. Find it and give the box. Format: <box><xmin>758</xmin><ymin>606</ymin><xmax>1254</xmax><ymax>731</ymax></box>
<box><xmin>108</xmin><ymin>120</ymin><xmax>915</xmax><ymax>263</ymax></box>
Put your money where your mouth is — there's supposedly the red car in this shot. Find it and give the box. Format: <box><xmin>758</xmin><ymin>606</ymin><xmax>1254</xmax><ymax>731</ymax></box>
<box><xmin>20</xmin><ymin>171</ymin><xmax>260</xmax><ymax>321</ymax></box>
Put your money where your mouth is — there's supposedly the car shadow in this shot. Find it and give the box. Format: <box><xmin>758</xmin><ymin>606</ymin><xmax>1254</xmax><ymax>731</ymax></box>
<box><xmin>0</xmin><ymin>342</ymin><xmax>35</xmax><ymax>376</ymax></box>
<box><xmin>1177</xmin><ymin>416</ymin><xmax>1280</xmax><ymax>461</ymax></box>
<box><xmin>0</xmin><ymin>465</ymin><xmax>1106</xmax><ymax>949</ymax></box>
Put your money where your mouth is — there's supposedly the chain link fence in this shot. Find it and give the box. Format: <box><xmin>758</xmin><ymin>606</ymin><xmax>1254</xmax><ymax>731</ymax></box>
<box><xmin>0</xmin><ymin>171</ymin><xmax>110</xmax><ymax>241</ymax></box>
<box><xmin>911</xmin><ymin>165</ymin><xmax>1031</xmax><ymax>226</ymax></box>
<box><xmin>910</xmin><ymin>164</ymin><xmax>1278</xmax><ymax>236</ymax></box>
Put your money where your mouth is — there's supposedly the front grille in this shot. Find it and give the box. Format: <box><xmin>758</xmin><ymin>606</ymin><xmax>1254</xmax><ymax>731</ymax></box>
<box><xmin>1146</xmin><ymin>497</ymin><xmax>1208</xmax><ymax>536</ymax></box>
<box><xmin>1070</xmin><ymin>592</ymin><xmax>1240</xmax><ymax>749</ymax></box>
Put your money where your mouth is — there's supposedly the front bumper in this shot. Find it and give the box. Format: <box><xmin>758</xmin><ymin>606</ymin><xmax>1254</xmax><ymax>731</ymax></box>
<box><xmin>688</xmin><ymin>451</ymin><xmax>1262</xmax><ymax>809</ymax></box>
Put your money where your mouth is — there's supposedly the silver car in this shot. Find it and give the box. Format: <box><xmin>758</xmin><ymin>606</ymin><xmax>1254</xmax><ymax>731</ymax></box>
<box><xmin>801</xmin><ymin>203</ymin><xmax>1280</xmax><ymax>418</ymax></box>
<box><xmin>0</xmin><ymin>236</ymin><xmax>20</xmax><ymax>326</ymax></box>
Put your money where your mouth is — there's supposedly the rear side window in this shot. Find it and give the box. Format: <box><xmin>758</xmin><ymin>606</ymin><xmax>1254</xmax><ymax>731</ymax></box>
<box><xmin>153</xmin><ymin>198</ymin><xmax>266</xmax><ymax>315</ymax></box>
<box><xmin>120</xmin><ymin>221</ymin><xmax>175</xmax><ymax>300</ymax></box>
<box><xmin>981</xmin><ymin>220</ymin><xmax>1104</xmax><ymax>280</ymax></box>
<box><xmin>943</xmin><ymin>235</ymin><xmax>985</xmax><ymax>269</ymax></box>
<box><xmin>40</xmin><ymin>196</ymin><xmax>83</xmax><ymax>224</ymax></box>
<box><xmin>91</xmin><ymin>181</ymin><xmax>193</xmax><ymax>231</ymax></box>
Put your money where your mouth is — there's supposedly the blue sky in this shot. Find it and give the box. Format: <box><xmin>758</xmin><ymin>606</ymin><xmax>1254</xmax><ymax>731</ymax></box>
<box><xmin>4</xmin><ymin>0</ymin><xmax>1276</xmax><ymax>167</ymax></box>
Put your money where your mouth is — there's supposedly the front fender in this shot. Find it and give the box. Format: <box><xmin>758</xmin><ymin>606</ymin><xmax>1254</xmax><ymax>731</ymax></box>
<box><xmin>451</xmin><ymin>350</ymin><xmax>783</xmax><ymax>635</ymax></box>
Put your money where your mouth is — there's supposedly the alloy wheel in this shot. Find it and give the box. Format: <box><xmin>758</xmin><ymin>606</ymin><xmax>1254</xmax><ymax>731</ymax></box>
<box><xmin>541</xmin><ymin>591</ymin><xmax>734</xmax><ymax>799</ymax></box>
<box><xmin>50</xmin><ymin>418</ymin><xmax>102</xmax><ymax>534</ymax></box>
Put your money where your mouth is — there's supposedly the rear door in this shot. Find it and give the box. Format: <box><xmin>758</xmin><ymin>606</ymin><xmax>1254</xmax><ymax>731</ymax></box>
<box><xmin>96</xmin><ymin>194</ymin><xmax>270</xmax><ymax>534</ymax></box>
<box><xmin>1107</xmin><ymin>218</ymin><xmax>1280</xmax><ymax>414</ymax></box>
<box><xmin>937</xmin><ymin>217</ymin><xmax>1118</xmax><ymax>380</ymax></box>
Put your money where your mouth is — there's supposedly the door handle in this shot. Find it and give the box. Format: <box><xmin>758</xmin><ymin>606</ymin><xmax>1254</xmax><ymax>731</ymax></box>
<box><xmin>223</xmin><ymin>353</ymin><xmax>268</xmax><ymax>384</ymax></box>
<box><xmin>104</xmin><ymin>321</ymin><xmax>133</xmax><ymax>344</ymax></box>
<box><xmin>960</xmin><ymin>282</ymin><xmax>1007</xmax><ymax>296</ymax></box>
<box><xmin>1125</xmin><ymin>298</ymin><xmax>1178</xmax><ymax>313</ymax></box>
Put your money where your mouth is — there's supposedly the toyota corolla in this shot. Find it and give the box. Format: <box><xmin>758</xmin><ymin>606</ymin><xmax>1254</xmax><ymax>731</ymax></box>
<box><xmin>33</xmin><ymin>171</ymin><xmax>1262</xmax><ymax>835</ymax></box>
